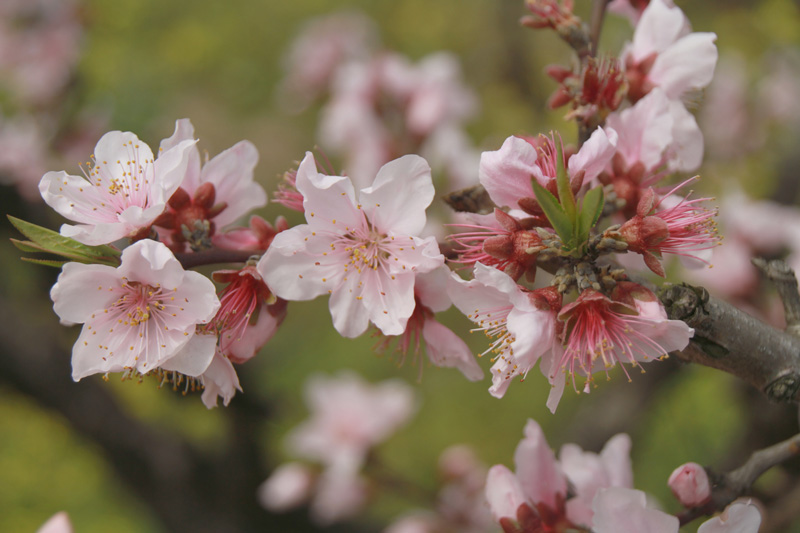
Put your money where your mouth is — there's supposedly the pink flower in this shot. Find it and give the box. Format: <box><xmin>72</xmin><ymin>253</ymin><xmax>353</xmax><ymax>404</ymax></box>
<box><xmin>592</xmin><ymin>487</ymin><xmax>679</xmax><ymax>533</ymax></box>
<box><xmin>154</xmin><ymin>119</ymin><xmax>267</xmax><ymax>252</ymax></box>
<box><xmin>36</xmin><ymin>512</ymin><xmax>73</xmax><ymax>533</ymax></box>
<box><xmin>623</xmin><ymin>0</ymin><xmax>717</xmax><ymax>102</ymax></box>
<box><xmin>258</xmin><ymin>152</ymin><xmax>443</xmax><ymax>338</ymax></box>
<box><xmin>479</xmin><ymin>129</ymin><xmax>617</xmax><ymax>214</ymax></box>
<box><xmin>40</xmin><ymin>130</ymin><xmax>197</xmax><ymax>245</ymax></box>
<box><xmin>619</xmin><ymin>184</ymin><xmax>720</xmax><ymax>276</ymax></box>
<box><xmin>668</xmin><ymin>462</ymin><xmax>711</xmax><ymax>508</ymax></box>
<box><xmin>377</xmin><ymin>266</ymin><xmax>484</xmax><ymax>381</ymax></box>
<box><xmin>485</xmin><ymin>419</ymin><xmax>571</xmax><ymax>530</ymax></box>
<box><xmin>277</xmin><ymin>11</ymin><xmax>378</xmax><ymax>111</ymax></box>
<box><xmin>212</xmin><ymin>215</ymin><xmax>289</xmax><ymax>252</ymax></box>
<box><xmin>448</xmin><ymin>209</ymin><xmax>546</xmax><ymax>282</ymax></box>
<box><xmin>559</xmin><ymin>433</ymin><xmax>634</xmax><ymax>526</ymax></box>
<box><xmin>50</xmin><ymin>239</ymin><xmax>220</xmax><ymax>380</ymax></box>
<box><xmin>210</xmin><ymin>265</ymin><xmax>287</xmax><ymax>363</ymax></box>
<box><xmin>593</xmin><ymin>489</ymin><xmax>762</xmax><ymax>533</ymax></box>
<box><xmin>258</xmin><ymin>462</ymin><xmax>315</xmax><ymax>513</ymax></box>
<box><xmin>448</xmin><ymin>264</ymin><xmax>561</xmax><ymax>403</ymax></box>
<box><xmin>286</xmin><ymin>372</ymin><xmax>417</xmax><ymax>471</ymax></box>
<box><xmin>553</xmin><ymin>283</ymin><xmax>692</xmax><ymax>408</ymax></box>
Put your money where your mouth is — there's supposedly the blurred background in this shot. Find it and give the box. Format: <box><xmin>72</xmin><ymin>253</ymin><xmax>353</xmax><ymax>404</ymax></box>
<box><xmin>3</xmin><ymin>0</ymin><xmax>800</xmax><ymax>531</ymax></box>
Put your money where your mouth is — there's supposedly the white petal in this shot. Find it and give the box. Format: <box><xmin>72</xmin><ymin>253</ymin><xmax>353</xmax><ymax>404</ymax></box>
<box><xmin>295</xmin><ymin>152</ymin><xmax>362</xmax><ymax>231</ymax></box>
<box><xmin>631</xmin><ymin>0</ymin><xmax>688</xmax><ymax>58</ymax></box>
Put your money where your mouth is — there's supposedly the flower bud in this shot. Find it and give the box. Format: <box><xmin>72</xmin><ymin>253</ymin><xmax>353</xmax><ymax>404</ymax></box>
<box><xmin>668</xmin><ymin>462</ymin><xmax>711</xmax><ymax>507</ymax></box>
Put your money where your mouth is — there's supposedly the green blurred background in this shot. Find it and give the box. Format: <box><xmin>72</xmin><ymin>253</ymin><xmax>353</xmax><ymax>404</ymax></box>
<box><xmin>3</xmin><ymin>0</ymin><xmax>800</xmax><ymax>531</ymax></box>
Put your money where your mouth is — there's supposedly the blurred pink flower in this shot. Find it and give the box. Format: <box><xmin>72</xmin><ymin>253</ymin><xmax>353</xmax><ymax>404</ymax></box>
<box><xmin>258</xmin><ymin>462</ymin><xmax>315</xmax><ymax>513</ymax></box>
<box><xmin>40</xmin><ymin>130</ymin><xmax>196</xmax><ymax>245</ymax></box>
<box><xmin>0</xmin><ymin>0</ymin><xmax>82</xmax><ymax>106</ymax></box>
<box><xmin>277</xmin><ymin>11</ymin><xmax>379</xmax><ymax>112</ymax></box>
<box><xmin>50</xmin><ymin>239</ymin><xmax>220</xmax><ymax>380</ymax></box>
<box><xmin>259</xmin><ymin>152</ymin><xmax>443</xmax><ymax>338</ymax></box>
<box><xmin>36</xmin><ymin>512</ymin><xmax>73</xmax><ymax>533</ymax></box>
<box><xmin>286</xmin><ymin>372</ymin><xmax>417</xmax><ymax>471</ymax></box>
<box><xmin>0</xmin><ymin>114</ymin><xmax>49</xmax><ymax>201</ymax></box>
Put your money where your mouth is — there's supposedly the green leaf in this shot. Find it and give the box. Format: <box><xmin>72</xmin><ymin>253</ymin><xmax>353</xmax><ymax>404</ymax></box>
<box><xmin>531</xmin><ymin>180</ymin><xmax>574</xmax><ymax>249</ymax></box>
<box><xmin>20</xmin><ymin>257</ymin><xmax>69</xmax><ymax>268</ymax></box>
<box><xmin>7</xmin><ymin>215</ymin><xmax>121</xmax><ymax>266</ymax></box>
<box><xmin>576</xmin><ymin>186</ymin><xmax>605</xmax><ymax>247</ymax></box>
<box><xmin>555</xmin><ymin>138</ymin><xmax>577</xmax><ymax>222</ymax></box>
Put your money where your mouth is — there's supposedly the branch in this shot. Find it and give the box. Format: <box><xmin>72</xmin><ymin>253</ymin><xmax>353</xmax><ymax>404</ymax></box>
<box><xmin>753</xmin><ymin>258</ymin><xmax>800</xmax><ymax>337</ymax></box>
<box><xmin>659</xmin><ymin>283</ymin><xmax>800</xmax><ymax>403</ymax></box>
<box><xmin>588</xmin><ymin>0</ymin><xmax>610</xmax><ymax>56</ymax></box>
<box><xmin>678</xmin><ymin>433</ymin><xmax>800</xmax><ymax>526</ymax></box>
<box><xmin>175</xmin><ymin>248</ymin><xmax>263</xmax><ymax>269</ymax></box>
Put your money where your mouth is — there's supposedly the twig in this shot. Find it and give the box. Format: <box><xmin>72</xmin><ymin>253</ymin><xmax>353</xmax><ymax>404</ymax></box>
<box><xmin>677</xmin><ymin>433</ymin><xmax>800</xmax><ymax>526</ymax></box>
<box><xmin>175</xmin><ymin>248</ymin><xmax>263</xmax><ymax>269</ymax></box>
<box><xmin>659</xmin><ymin>283</ymin><xmax>800</xmax><ymax>403</ymax></box>
<box><xmin>753</xmin><ymin>258</ymin><xmax>800</xmax><ymax>337</ymax></box>
<box><xmin>589</xmin><ymin>0</ymin><xmax>610</xmax><ymax>56</ymax></box>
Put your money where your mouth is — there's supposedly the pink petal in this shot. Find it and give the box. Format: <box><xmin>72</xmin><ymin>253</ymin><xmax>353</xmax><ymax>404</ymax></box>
<box><xmin>667</xmin><ymin>100</ymin><xmax>704</xmax><ymax>172</ymax></box>
<box><xmin>514</xmin><ymin>419</ymin><xmax>567</xmax><ymax>510</ymax></box>
<box><xmin>650</xmin><ymin>33</ymin><xmax>718</xmax><ymax>99</ymax></box>
<box><xmin>160</xmin><ymin>332</ymin><xmax>217</xmax><ymax>377</ymax></box>
<box><xmin>485</xmin><ymin>464</ymin><xmax>527</xmax><ymax>520</ymax></box>
<box><xmin>592</xmin><ymin>487</ymin><xmax>679</xmax><ymax>533</ymax></box>
<box><xmin>568</xmin><ymin>127</ymin><xmax>618</xmax><ymax>184</ymax></box>
<box><xmin>360</xmin><ymin>269</ymin><xmax>416</xmax><ymax>336</ymax></box>
<box><xmin>36</xmin><ymin>512</ymin><xmax>73</xmax><ymax>533</ymax></box>
<box><xmin>414</xmin><ymin>266</ymin><xmax>454</xmax><ymax>313</ymax></box>
<box><xmin>422</xmin><ymin>319</ymin><xmax>484</xmax><ymax>381</ymax></box>
<box><xmin>51</xmin><ymin>263</ymin><xmax>120</xmax><ymax>323</ymax></box>
<box><xmin>295</xmin><ymin>152</ymin><xmax>361</xmax><ymax>231</ymax></box>
<box><xmin>359</xmin><ymin>154</ymin><xmax>434</xmax><ymax>236</ymax></box>
<box><xmin>479</xmin><ymin>136</ymin><xmax>539</xmax><ymax>210</ymax></box>
<box><xmin>696</xmin><ymin>501</ymin><xmax>762</xmax><ymax>533</ymax></box>
<box><xmin>605</xmin><ymin>89</ymin><xmax>673</xmax><ymax>171</ymax></box>
<box><xmin>630</xmin><ymin>0</ymin><xmax>688</xmax><ymax>59</ymax></box>
<box><xmin>329</xmin><ymin>276</ymin><xmax>372</xmax><ymax>337</ymax></box>
<box><xmin>200</xmin><ymin>350</ymin><xmax>242</xmax><ymax>408</ymax></box>
<box><xmin>199</xmin><ymin>140</ymin><xmax>266</xmax><ymax>228</ymax></box>
<box><xmin>159</xmin><ymin>118</ymin><xmax>201</xmax><ymax>192</ymax></box>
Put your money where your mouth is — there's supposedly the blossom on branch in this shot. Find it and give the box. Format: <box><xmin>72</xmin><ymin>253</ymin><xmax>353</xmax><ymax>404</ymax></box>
<box><xmin>50</xmin><ymin>239</ymin><xmax>220</xmax><ymax>381</ymax></box>
<box><xmin>258</xmin><ymin>151</ymin><xmax>443</xmax><ymax>338</ymax></box>
<box><xmin>40</xmin><ymin>130</ymin><xmax>197</xmax><ymax>245</ymax></box>
<box><xmin>153</xmin><ymin>118</ymin><xmax>267</xmax><ymax>252</ymax></box>
<box><xmin>622</xmin><ymin>0</ymin><xmax>717</xmax><ymax>103</ymax></box>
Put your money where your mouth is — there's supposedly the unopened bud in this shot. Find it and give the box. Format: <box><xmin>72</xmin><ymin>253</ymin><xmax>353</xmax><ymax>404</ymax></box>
<box><xmin>668</xmin><ymin>462</ymin><xmax>711</xmax><ymax>507</ymax></box>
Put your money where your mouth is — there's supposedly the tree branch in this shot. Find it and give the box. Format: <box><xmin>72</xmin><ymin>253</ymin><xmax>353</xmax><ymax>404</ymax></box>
<box><xmin>753</xmin><ymin>258</ymin><xmax>800</xmax><ymax>337</ymax></box>
<box><xmin>175</xmin><ymin>248</ymin><xmax>263</xmax><ymax>269</ymax></box>
<box><xmin>659</xmin><ymin>283</ymin><xmax>800</xmax><ymax>403</ymax></box>
<box><xmin>589</xmin><ymin>0</ymin><xmax>610</xmax><ymax>56</ymax></box>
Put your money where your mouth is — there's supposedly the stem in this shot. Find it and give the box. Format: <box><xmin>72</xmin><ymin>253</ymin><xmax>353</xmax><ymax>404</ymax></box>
<box><xmin>176</xmin><ymin>248</ymin><xmax>263</xmax><ymax>269</ymax></box>
<box><xmin>589</xmin><ymin>0</ymin><xmax>610</xmax><ymax>57</ymax></box>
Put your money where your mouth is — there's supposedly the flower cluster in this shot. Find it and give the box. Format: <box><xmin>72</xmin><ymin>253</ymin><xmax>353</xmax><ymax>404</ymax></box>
<box><xmin>487</xmin><ymin>419</ymin><xmax>762</xmax><ymax>533</ymax></box>
<box><xmin>39</xmin><ymin>119</ymin><xmax>282</xmax><ymax>407</ymax></box>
